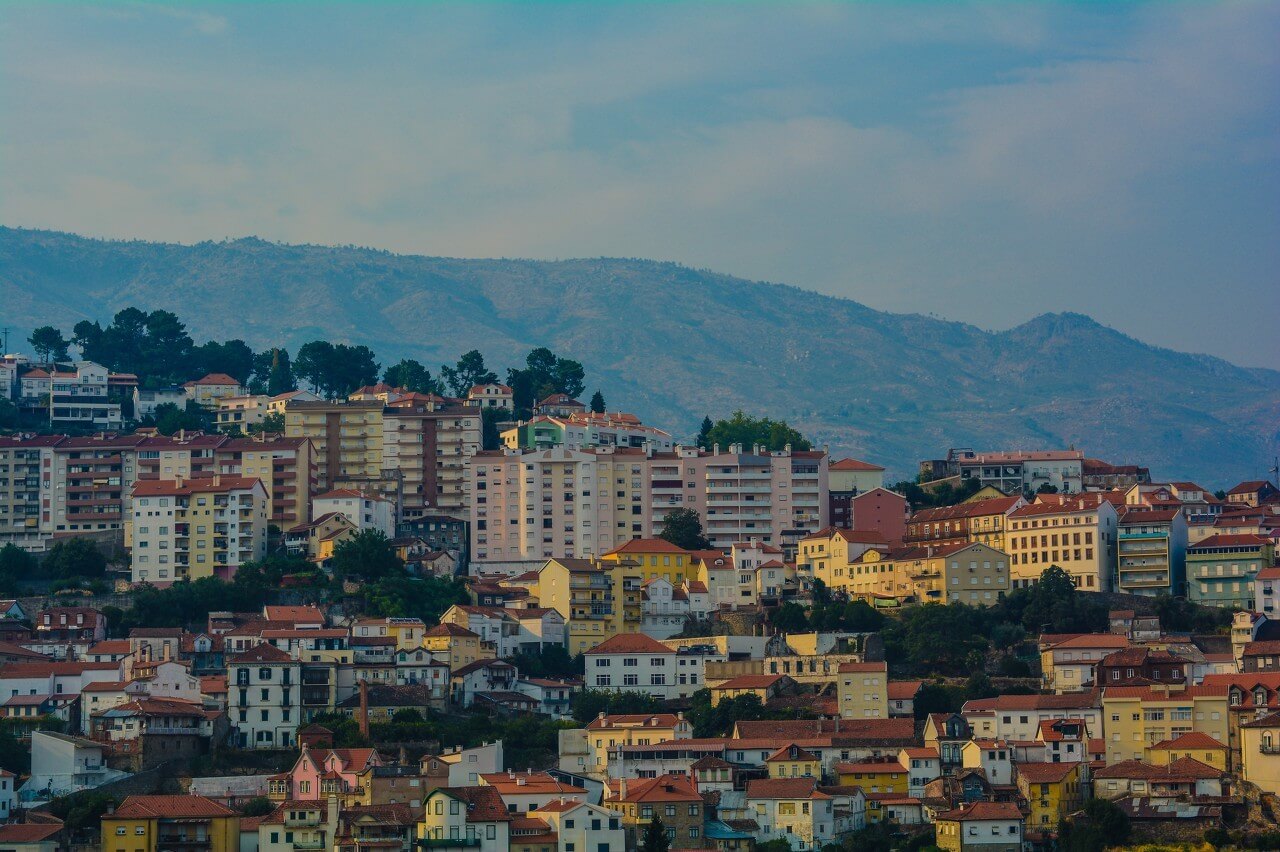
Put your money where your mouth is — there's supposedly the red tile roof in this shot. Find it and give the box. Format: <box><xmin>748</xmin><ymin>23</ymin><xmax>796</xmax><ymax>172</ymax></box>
<box><xmin>830</xmin><ymin>458</ymin><xmax>885</xmax><ymax>472</ymax></box>
<box><xmin>229</xmin><ymin>643</ymin><xmax>294</xmax><ymax>663</ymax></box>
<box><xmin>604</xmin><ymin>538</ymin><xmax>689</xmax><ymax>555</ymax></box>
<box><xmin>424</xmin><ymin>623</ymin><xmax>480</xmax><ymax>638</ymax></box>
<box><xmin>1149</xmin><ymin>732</ymin><xmax>1226</xmax><ymax>750</ymax></box>
<box><xmin>0</xmin><ymin>824</ymin><xmax>64</xmax><ymax>842</ymax></box>
<box><xmin>1092</xmin><ymin>757</ymin><xmax>1222</xmax><ymax>781</ymax></box>
<box><xmin>185</xmin><ymin>373</ymin><xmax>242</xmax><ymax>387</ymax></box>
<box><xmin>888</xmin><ymin>681</ymin><xmax>923</xmax><ymax>700</ymax></box>
<box><xmin>132</xmin><ymin>476</ymin><xmax>260</xmax><ymax>497</ymax></box>
<box><xmin>1016</xmin><ymin>762</ymin><xmax>1078</xmax><ymax>783</ymax></box>
<box><xmin>112</xmin><ymin>795</ymin><xmax>237</xmax><ymax>819</ymax></box>
<box><xmin>614</xmin><ymin>774</ymin><xmax>703</xmax><ymax>803</ymax></box>
<box><xmin>585</xmin><ymin>633</ymin><xmax>672</xmax><ymax>655</ymax></box>
<box><xmin>586</xmin><ymin>713</ymin><xmax>682</xmax><ymax>730</ymax></box>
<box><xmin>839</xmin><ymin>662</ymin><xmax>887</xmax><ymax>673</ymax></box>
<box><xmin>935</xmin><ymin>801</ymin><xmax>1024</xmax><ymax>822</ymax></box>
<box><xmin>1190</xmin><ymin>534</ymin><xmax>1271</xmax><ymax>549</ymax></box>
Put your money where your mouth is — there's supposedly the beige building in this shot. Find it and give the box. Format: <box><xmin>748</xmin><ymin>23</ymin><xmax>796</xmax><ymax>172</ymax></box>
<box><xmin>382</xmin><ymin>403</ymin><xmax>481</xmax><ymax>522</ymax></box>
<box><xmin>284</xmin><ymin>400</ymin><xmax>386</xmax><ymax>493</ymax></box>
<box><xmin>1240</xmin><ymin>712</ymin><xmax>1280</xmax><ymax>795</ymax></box>
<box><xmin>838</xmin><ymin>662</ymin><xmax>888</xmax><ymax>719</ymax></box>
<box><xmin>215</xmin><ymin>395</ymin><xmax>270</xmax><ymax>433</ymax></box>
<box><xmin>1006</xmin><ymin>496</ymin><xmax>1119</xmax><ymax>591</ymax></box>
<box><xmin>1040</xmin><ymin>635</ymin><xmax>1130</xmax><ymax>693</ymax></box>
<box><xmin>907</xmin><ymin>542</ymin><xmax>1012</xmax><ymax>606</ymax></box>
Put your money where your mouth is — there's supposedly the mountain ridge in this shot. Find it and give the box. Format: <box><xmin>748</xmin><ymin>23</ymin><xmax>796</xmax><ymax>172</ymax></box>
<box><xmin>2</xmin><ymin>226</ymin><xmax>1277</xmax><ymax>485</ymax></box>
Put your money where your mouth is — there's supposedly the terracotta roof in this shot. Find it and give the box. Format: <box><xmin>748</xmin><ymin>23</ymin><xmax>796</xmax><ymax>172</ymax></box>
<box><xmin>900</xmin><ymin>747</ymin><xmax>938</xmax><ymax>759</ymax></box>
<box><xmin>1092</xmin><ymin>757</ymin><xmax>1222</xmax><ymax>781</ymax></box>
<box><xmin>185</xmin><ymin>373</ymin><xmax>242</xmax><ymax>387</ymax></box>
<box><xmin>734</xmin><ymin>718</ymin><xmax>914</xmax><ymax>744</ymax></box>
<box><xmin>1016</xmin><ymin>762</ymin><xmax>1077</xmax><ymax>783</ymax></box>
<box><xmin>229</xmin><ymin>642</ymin><xmax>294</xmax><ymax>663</ymax></box>
<box><xmin>1241</xmin><ymin>711</ymin><xmax>1280</xmax><ymax>729</ymax></box>
<box><xmin>830</xmin><ymin>457</ymin><xmax>885</xmax><ymax>472</ymax></box>
<box><xmin>112</xmin><ymin>795</ymin><xmax>237</xmax><ymax>819</ymax></box>
<box><xmin>1190</xmin><ymin>534</ymin><xmax>1271</xmax><ymax>549</ymax></box>
<box><xmin>962</xmin><ymin>692</ymin><xmax>1100</xmax><ymax>712</ymax></box>
<box><xmin>0</xmin><ymin>661</ymin><xmax>119</xmax><ymax>678</ymax></box>
<box><xmin>132</xmin><ymin>476</ymin><xmax>260</xmax><ymax>497</ymax></box>
<box><xmin>1148</xmin><ymin>732</ymin><xmax>1226</xmax><ymax>750</ymax></box>
<box><xmin>614</xmin><ymin>774</ymin><xmax>702</xmax><ymax>803</ymax></box>
<box><xmin>766</xmin><ymin>744</ymin><xmax>819</xmax><ymax>763</ymax></box>
<box><xmin>263</xmin><ymin>605</ymin><xmax>325</xmax><ymax>623</ymax></box>
<box><xmin>585</xmin><ymin>633</ymin><xmax>672</xmax><ymax>655</ymax></box>
<box><xmin>0</xmin><ymin>824</ymin><xmax>64</xmax><ymax>842</ymax></box>
<box><xmin>909</xmin><ymin>496</ymin><xmax>1023</xmax><ymax>524</ymax></box>
<box><xmin>586</xmin><ymin>713</ymin><xmax>682</xmax><ymax>730</ymax></box>
<box><xmin>604</xmin><ymin>538</ymin><xmax>689</xmax><ymax>555</ymax></box>
<box><xmin>1243</xmin><ymin>641</ymin><xmax>1280</xmax><ymax>657</ymax></box>
<box><xmin>935</xmin><ymin>801</ymin><xmax>1024</xmax><ymax>822</ymax></box>
<box><xmin>744</xmin><ymin>778</ymin><xmax>829</xmax><ymax>800</ymax></box>
<box><xmin>888</xmin><ymin>681</ymin><xmax>923</xmax><ymax>700</ymax></box>
<box><xmin>424</xmin><ymin>623</ymin><xmax>480</xmax><ymax>638</ymax></box>
<box><xmin>835</xmin><ymin>760</ymin><xmax>905</xmax><ymax>774</ymax></box>
<box><xmin>479</xmin><ymin>771</ymin><xmax>587</xmax><ymax>796</ymax></box>
<box><xmin>1229</xmin><ymin>480</ymin><xmax>1274</xmax><ymax>494</ymax></box>
<box><xmin>1046</xmin><ymin>634</ymin><xmax>1131</xmax><ymax>650</ymax></box>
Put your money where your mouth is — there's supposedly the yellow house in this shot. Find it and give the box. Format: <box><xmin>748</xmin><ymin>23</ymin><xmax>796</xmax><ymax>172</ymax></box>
<box><xmin>102</xmin><ymin>795</ymin><xmax>239</xmax><ymax>852</ymax></box>
<box><xmin>834</xmin><ymin>759</ymin><xmax>908</xmax><ymax>794</ymax></box>
<box><xmin>584</xmin><ymin>712</ymin><xmax>692</xmax><ymax>776</ymax></box>
<box><xmin>352</xmin><ymin>616</ymin><xmax>427</xmax><ymax>652</ymax></box>
<box><xmin>1144</xmin><ymin>731</ymin><xmax>1228</xmax><ymax>770</ymax></box>
<box><xmin>1241</xmin><ymin>713</ymin><xmax>1280</xmax><ymax>795</ymax></box>
<box><xmin>1016</xmin><ymin>762</ymin><xmax>1082</xmax><ymax>832</ymax></box>
<box><xmin>602</xmin><ymin>538</ymin><xmax>690</xmax><ymax>583</ymax></box>
<box><xmin>422</xmin><ymin>623</ymin><xmax>482</xmax><ymax>669</ymax></box>
<box><xmin>934</xmin><ymin>801</ymin><xmax>1024</xmax><ymax>852</ymax></box>
<box><xmin>1101</xmin><ymin>685</ymin><xmax>1229</xmax><ymax>765</ymax></box>
<box><xmin>837</xmin><ymin>662</ymin><xmax>888</xmax><ymax>719</ymax></box>
<box><xmin>766</xmin><ymin>744</ymin><xmax>821</xmax><ymax>779</ymax></box>
<box><xmin>798</xmin><ymin>528</ymin><xmax>889</xmax><ymax>591</ymax></box>
<box><xmin>843</xmin><ymin>546</ymin><xmax>908</xmax><ymax>601</ymax></box>
<box><xmin>710</xmin><ymin>674</ymin><xmax>791</xmax><ymax>707</ymax></box>
<box><xmin>286</xmin><ymin>512</ymin><xmax>358</xmax><ymax>561</ymax></box>
<box><xmin>539</xmin><ymin>556</ymin><xmax>646</xmax><ymax>655</ymax></box>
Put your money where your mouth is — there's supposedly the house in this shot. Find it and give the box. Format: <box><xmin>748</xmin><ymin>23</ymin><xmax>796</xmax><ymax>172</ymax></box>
<box><xmin>766</xmin><ymin>744</ymin><xmax>822</xmax><ymax>779</ymax></box>
<box><xmin>1039</xmin><ymin>634</ymin><xmax>1130</xmax><ymax>693</ymax></box>
<box><xmin>450</xmin><ymin>660</ymin><xmax>518</xmax><ymax>707</ymax></box>
<box><xmin>1099</xmin><ymin>685</ymin><xmax>1228</xmax><ymax>765</ymax></box>
<box><xmin>478</xmin><ymin>770</ymin><xmax>589</xmax><ymax>813</ymax></box>
<box><xmin>312</xmin><ymin>489</ymin><xmax>396</xmax><ymax>539</ymax></box>
<box><xmin>184</xmin><ymin>373</ymin><xmax>246</xmax><ymax>408</ymax></box>
<box><xmin>422</xmin><ymin>623</ymin><xmax>483</xmax><ymax>670</ymax></box>
<box><xmin>466</xmin><ymin>383</ymin><xmax>514</xmax><ymax>410</ymax></box>
<box><xmin>266</xmin><ymin>744</ymin><xmax>383</xmax><ymax>802</ymax></box>
<box><xmin>1144</xmin><ymin>732</ymin><xmax>1228</xmax><ymax>770</ymax></box>
<box><xmin>1015</xmin><ymin>762</ymin><xmax>1081</xmax><ymax>834</ymax></box>
<box><xmin>744</xmin><ymin>777</ymin><xmax>835</xmax><ymax>851</ymax></box>
<box><xmin>102</xmin><ymin>795</ymin><xmax>240</xmax><ymax>852</ymax></box>
<box><xmin>899</xmin><ymin>747</ymin><xmax>940</xmax><ymax>798</ymax></box>
<box><xmin>933</xmin><ymin>801</ymin><xmax>1024</xmax><ymax>852</ymax></box>
<box><xmin>227</xmin><ymin>643</ymin><xmax>302</xmax><ymax>749</ymax></box>
<box><xmin>709</xmin><ymin>674</ymin><xmax>792</xmax><ymax>707</ymax></box>
<box><xmin>1094</xmin><ymin>646</ymin><xmax>1190</xmax><ymax>688</ymax></box>
<box><xmin>834</xmin><ymin>758</ymin><xmax>908</xmax><ymax>794</ymax></box>
<box><xmin>1239</xmin><ymin>712</ymin><xmax>1280</xmax><ymax>795</ymax></box>
<box><xmin>513</xmin><ymin>677</ymin><xmax>581</xmax><ymax>719</ymax></box>
<box><xmin>604</xmin><ymin>774</ymin><xmax>705</xmax><ymax>850</ymax></box>
<box><xmin>88</xmin><ymin>697</ymin><xmax>216</xmax><ymax>771</ymax></box>
<box><xmin>888</xmin><ymin>681</ymin><xmax>923</xmax><ymax>717</ymax></box>
<box><xmin>837</xmin><ymin>662</ymin><xmax>888</xmax><ymax>719</ymax></box>
<box><xmin>1034</xmin><ymin>718</ymin><xmax>1092</xmax><ymax>764</ymax></box>
<box><xmin>583</xmin><ymin>713</ymin><xmax>692</xmax><ymax>777</ymax></box>
<box><xmin>257</xmin><ymin>798</ymin><xmax>339</xmax><ymax>852</ymax></box>
<box><xmin>1116</xmin><ymin>508</ymin><xmax>1188</xmax><ymax>597</ymax></box>
<box><xmin>18</xmin><ymin>361</ymin><xmax>124</xmax><ymax>428</ymax></box>
<box><xmin>285</xmin><ymin>513</ymin><xmax>358</xmax><ymax>561</ymax></box>
<box><xmin>1227</xmin><ymin>480</ymin><xmax>1280</xmax><ymax>509</ymax></box>
<box><xmin>418</xmin><ymin>786</ymin><xmax>512</xmax><ymax>851</ymax></box>
<box><xmin>526</xmin><ymin>799</ymin><xmax>625</xmax><ymax>852</ymax></box>
<box><xmin>960</xmin><ymin>740</ymin><xmax>1013</xmax><ymax>786</ymax></box>
<box><xmin>1006</xmin><ymin>497</ymin><xmax>1119</xmax><ymax>591</ymax></box>
<box><xmin>423</xmin><ymin>741</ymin><xmax>505</xmax><ymax>787</ymax></box>
<box><xmin>584</xmin><ymin>633</ymin><xmax>705</xmax><ymax>700</ymax></box>
<box><xmin>1242</xmin><ymin>640</ymin><xmax>1280</xmax><ymax>674</ymax></box>
<box><xmin>1091</xmin><ymin>758</ymin><xmax>1225</xmax><ymax>800</ymax></box>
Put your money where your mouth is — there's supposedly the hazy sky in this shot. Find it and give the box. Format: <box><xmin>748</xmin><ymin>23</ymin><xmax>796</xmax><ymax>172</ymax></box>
<box><xmin>3</xmin><ymin>3</ymin><xmax>1277</xmax><ymax>368</ymax></box>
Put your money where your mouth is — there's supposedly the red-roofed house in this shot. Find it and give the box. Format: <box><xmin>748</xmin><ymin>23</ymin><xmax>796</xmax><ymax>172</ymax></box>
<box><xmin>420</xmin><ymin>786</ymin><xmax>512</xmax><ymax>851</ymax></box>
<box><xmin>605</xmin><ymin>774</ymin><xmax>705</xmax><ymax>850</ymax></box>
<box><xmin>184</xmin><ymin>373</ymin><xmax>246</xmax><ymax>408</ymax></box>
<box><xmin>934</xmin><ymin>801</ymin><xmax>1024</xmax><ymax>850</ymax></box>
<box><xmin>102</xmin><ymin>795</ymin><xmax>239</xmax><ymax>852</ymax></box>
<box><xmin>1188</xmin><ymin>534</ymin><xmax>1275</xmax><ymax>609</ymax></box>
<box><xmin>584</xmin><ymin>633</ymin><xmax>713</xmax><ymax>700</ymax></box>
<box><xmin>743</xmin><ymin>777</ymin><xmax>835</xmax><ymax>848</ymax></box>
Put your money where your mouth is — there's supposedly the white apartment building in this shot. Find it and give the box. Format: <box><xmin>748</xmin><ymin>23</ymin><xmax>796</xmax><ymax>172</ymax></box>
<box><xmin>129</xmin><ymin>475</ymin><xmax>269</xmax><ymax>584</ymax></box>
<box><xmin>132</xmin><ymin>386</ymin><xmax>188</xmax><ymax>419</ymax></box>
<box><xmin>470</xmin><ymin>444</ymin><xmax>828</xmax><ymax>574</ymax></box>
<box><xmin>228</xmin><ymin>643</ymin><xmax>302</xmax><ymax>749</ymax></box>
<box><xmin>583</xmin><ymin>633</ymin><xmax>722</xmax><ymax>700</ymax></box>
<box><xmin>312</xmin><ymin>488</ymin><xmax>396</xmax><ymax>537</ymax></box>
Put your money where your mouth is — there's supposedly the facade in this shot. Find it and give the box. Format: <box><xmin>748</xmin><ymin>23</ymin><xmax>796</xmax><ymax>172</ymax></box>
<box><xmin>1240</xmin><ymin>712</ymin><xmax>1280</xmax><ymax>795</ymax></box>
<box><xmin>922</xmin><ymin>448</ymin><xmax>1084</xmax><ymax>495</ymax></box>
<box><xmin>228</xmin><ymin>643</ymin><xmax>302</xmax><ymax>749</ymax></box>
<box><xmin>184</xmin><ymin>373</ymin><xmax>246</xmax><ymax>408</ymax></box>
<box><xmin>933</xmin><ymin>801</ymin><xmax>1024</xmax><ymax>852</ymax></box>
<box><xmin>101</xmin><ymin>795</ymin><xmax>239</xmax><ymax>852</ymax></box>
<box><xmin>283</xmin><ymin>400</ymin><xmax>386</xmax><ymax>494</ymax></box>
<box><xmin>312</xmin><ymin>489</ymin><xmax>396</xmax><ymax>537</ymax></box>
<box><xmin>130</xmin><ymin>476</ymin><xmax>269</xmax><ymax>583</ymax></box>
<box><xmin>418</xmin><ymin>786</ymin><xmax>512</xmax><ymax>852</ymax></box>
<box><xmin>382</xmin><ymin>403</ymin><xmax>481</xmax><ymax>522</ymax></box>
<box><xmin>1186</xmin><ymin>534</ymin><xmax>1275</xmax><ymax>609</ymax></box>
<box><xmin>1006</xmin><ymin>497</ymin><xmax>1119</xmax><ymax>591</ymax></box>
<box><xmin>904</xmin><ymin>496</ymin><xmax>1025</xmax><ymax>552</ymax></box>
<box><xmin>502</xmin><ymin>412</ymin><xmax>675</xmax><ymax>452</ymax></box>
<box><xmin>1099</xmin><ymin>685</ymin><xmax>1229</xmax><ymax>765</ymax></box>
<box><xmin>744</xmin><ymin>777</ymin><xmax>835</xmax><ymax>851</ymax></box>
<box><xmin>604</xmin><ymin>774</ymin><xmax>704</xmax><ymax>851</ymax></box>
<box><xmin>583</xmin><ymin>633</ymin><xmax>712</xmax><ymax>700</ymax></box>
<box><xmin>19</xmin><ymin>362</ymin><xmax>124</xmax><ymax>429</ymax></box>
<box><xmin>215</xmin><ymin>395</ymin><xmax>270</xmax><ymax>432</ymax></box>
<box><xmin>1116</xmin><ymin>507</ymin><xmax>1188</xmax><ymax>597</ymax></box>
<box><xmin>837</xmin><ymin>662</ymin><xmax>888</xmax><ymax>720</ymax></box>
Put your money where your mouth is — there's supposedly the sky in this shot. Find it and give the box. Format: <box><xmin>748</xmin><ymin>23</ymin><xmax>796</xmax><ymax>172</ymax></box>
<box><xmin>2</xmin><ymin>3</ymin><xmax>1277</xmax><ymax>368</ymax></box>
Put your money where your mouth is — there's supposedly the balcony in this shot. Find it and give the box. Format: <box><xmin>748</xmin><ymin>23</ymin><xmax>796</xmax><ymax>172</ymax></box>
<box><xmin>418</xmin><ymin>839</ymin><xmax>481</xmax><ymax>849</ymax></box>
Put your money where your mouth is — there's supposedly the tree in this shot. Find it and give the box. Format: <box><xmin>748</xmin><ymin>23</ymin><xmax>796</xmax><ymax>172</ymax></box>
<box><xmin>384</xmin><ymin>359</ymin><xmax>443</xmax><ymax>395</ymax></box>
<box><xmin>703</xmin><ymin>411</ymin><xmax>811</xmax><ymax>452</ymax></box>
<box><xmin>28</xmin><ymin>326</ymin><xmax>70</xmax><ymax>363</ymax></box>
<box><xmin>239</xmin><ymin>797</ymin><xmax>275</xmax><ymax>817</ymax></box>
<box><xmin>296</xmin><ymin>341</ymin><xmax>378</xmax><ymax>399</ymax></box>
<box><xmin>249</xmin><ymin>412</ymin><xmax>286</xmax><ymax>435</ymax></box>
<box><xmin>771</xmin><ymin>602</ymin><xmax>809</xmax><ymax>633</ymax></box>
<box><xmin>657</xmin><ymin>508</ymin><xmax>710</xmax><ymax>550</ymax></box>
<box><xmin>589</xmin><ymin>390</ymin><xmax>606</xmax><ymax>413</ymax></box>
<box><xmin>1058</xmin><ymin>798</ymin><xmax>1130</xmax><ymax>852</ymax></box>
<box><xmin>440</xmin><ymin>350</ymin><xmax>498</xmax><ymax>397</ymax></box>
<box><xmin>640</xmin><ymin>816</ymin><xmax>670</xmax><ymax>852</ymax></box>
<box><xmin>192</xmin><ymin>339</ymin><xmax>255</xmax><ymax>386</ymax></box>
<box><xmin>42</xmin><ymin>537</ymin><xmax>107</xmax><ymax>580</ymax></box>
<box><xmin>329</xmin><ymin>530</ymin><xmax>404</xmax><ymax>582</ymax></box>
<box><xmin>695</xmin><ymin>416</ymin><xmax>714</xmax><ymax>450</ymax></box>
<box><xmin>251</xmin><ymin>347</ymin><xmax>296</xmax><ymax>396</ymax></box>
<box><xmin>0</xmin><ymin>544</ymin><xmax>36</xmax><ymax>594</ymax></box>
<box><xmin>506</xmin><ymin>348</ymin><xmax>587</xmax><ymax>412</ymax></box>
<box><xmin>152</xmin><ymin>401</ymin><xmax>210</xmax><ymax>436</ymax></box>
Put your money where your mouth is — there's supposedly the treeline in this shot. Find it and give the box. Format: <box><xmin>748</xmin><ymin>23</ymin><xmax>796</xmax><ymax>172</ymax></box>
<box><xmin>27</xmin><ymin>307</ymin><xmax>600</xmax><ymax>416</ymax></box>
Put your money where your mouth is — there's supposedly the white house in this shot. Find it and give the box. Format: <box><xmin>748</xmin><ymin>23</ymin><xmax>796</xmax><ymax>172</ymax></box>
<box><xmin>19</xmin><ymin>731</ymin><xmax>129</xmax><ymax>806</ymax></box>
<box><xmin>312</xmin><ymin>489</ymin><xmax>396</xmax><ymax>538</ymax></box>
<box><xmin>583</xmin><ymin>633</ymin><xmax>722</xmax><ymax>700</ymax></box>
<box><xmin>227</xmin><ymin>643</ymin><xmax>302</xmax><ymax>749</ymax></box>
<box><xmin>132</xmin><ymin>386</ymin><xmax>188</xmax><ymax>419</ymax></box>
<box><xmin>639</xmin><ymin>578</ymin><xmax>712</xmax><ymax>640</ymax></box>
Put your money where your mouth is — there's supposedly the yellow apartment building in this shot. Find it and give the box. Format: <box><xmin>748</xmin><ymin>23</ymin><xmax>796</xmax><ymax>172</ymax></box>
<box><xmin>906</xmin><ymin>542</ymin><xmax>1011</xmax><ymax>606</ymax></box>
<box><xmin>101</xmin><ymin>795</ymin><xmax>239</xmax><ymax>852</ymax></box>
<box><xmin>584</xmin><ymin>713</ymin><xmax>692</xmax><ymax>776</ymax></box>
<box><xmin>1015</xmin><ymin>762</ymin><xmax>1081</xmax><ymax>834</ymax></box>
<box><xmin>422</xmin><ymin>623</ymin><xmax>482</xmax><ymax>669</ymax></box>
<box><xmin>284</xmin><ymin>400</ymin><xmax>385</xmax><ymax>492</ymax></box>
<box><xmin>1101</xmin><ymin>685</ymin><xmax>1229</xmax><ymax>765</ymax></box>
<box><xmin>1144</xmin><ymin>731</ymin><xmax>1228</xmax><ymax>770</ymax></box>
<box><xmin>1240</xmin><ymin>713</ymin><xmax>1280</xmax><ymax>795</ymax></box>
<box><xmin>767</xmin><ymin>744</ymin><xmax>821</xmax><ymax>779</ymax></box>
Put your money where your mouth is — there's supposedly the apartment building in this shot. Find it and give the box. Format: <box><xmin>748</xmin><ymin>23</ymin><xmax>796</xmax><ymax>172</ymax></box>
<box><xmin>101</xmin><ymin>795</ymin><xmax>240</xmax><ymax>852</ymax></box>
<box><xmin>215</xmin><ymin>436</ymin><xmax>315</xmax><ymax>530</ymax></box>
<box><xmin>539</xmin><ymin>557</ymin><xmax>642</xmax><ymax>655</ymax></box>
<box><xmin>837</xmin><ymin>662</ymin><xmax>888</xmax><ymax>720</ymax></box>
<box><xmin>1100</xmin><ymin>685</ymin><xmax>1229</xmax><ymax>765</ymax></box>
<box><xmin>906</xmin><ymin>542</ymin><xmax>1011</xmax><ymax>607</ymax></box>
<box><xmin>583</xmin><ymin>633</ymin><xmax>714</xmax><ymax>700</ymax></box>
<box><xmin>284</xmin><ymin>400</ymin><xmax>386</xmax><ymax>493</ymax></box>
<box><xmin>215</xmin><ymin>395</ymin><xmax>270</xmax><ymax>432</ymax></box>
<box><xmin>472</xmin><ymin>447</ymin><xmax>651</xmax><ymax>574</ymax></box>
<box><xmin>1116</xmin><ymin>507</ymin><xmax>1188</xmax><ymax>597</ymax></box>
<box><xmin>1038</xmin><ymin>634</ymin><xmax>1130</xmax><ymax>694</ymax></box>
<box><xmin>183</xmin><ymin>373</ymin><xmax>245</xmax><ymax>408</ymax></box>
<box><xmin>650</xmin><ymin>444</ymin><xmax>828</xmax><ymax>554</ymax></box>
<box><xmin>0</xmin><ymin>435</ymin><xmax>61</xmax><ymax>549</ymax></box>
<box><xmin>1187</xmin><ymin>534</ymin><xmax>1276</xmax><ymax>609</ymax></box>
<box><xmin>130</xmin><ymin>476</ymin><xmax>268</xmax><ymax>584</ymax></box>
<box><xmin>47</xmin><ymin>434</ymin><xmax>148</xmax><ymax>537</ymax></box>
<box><xmin>1006</xmin><ymin>497</ymin><xmax>1119</xmax><ymax>591</ymax></box>
<box><xmin>798</xmin><ymin>528</ymin><xmax>890</xmax><ymax>591</ymax></box>
<box><xmin>921</xmin><ymin>448</ymin><xmax>1085</xmax><ymax>494</ymax></box>
<box><xmin>382</xmin><ymin>403</ymin><xmax>481</xmax><ymax>522</ymax></box>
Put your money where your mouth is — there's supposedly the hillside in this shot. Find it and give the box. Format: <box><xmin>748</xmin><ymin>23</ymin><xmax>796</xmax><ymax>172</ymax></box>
<box><xmin>2</xmin><ymin>227</ymin><xmax>1277</xmax><ymax>484</ymax></box>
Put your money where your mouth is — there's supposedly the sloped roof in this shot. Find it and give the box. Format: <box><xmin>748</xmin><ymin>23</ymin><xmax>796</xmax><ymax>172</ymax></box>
<box><xmin>112</xmin><ymin>795</ymin><xmax>237</xmax><ymax>819</ymax></box>
<box><xmin>585</xmin><ymin>633</ymin><xmax>672</xmax><ymax>655</ymax></box>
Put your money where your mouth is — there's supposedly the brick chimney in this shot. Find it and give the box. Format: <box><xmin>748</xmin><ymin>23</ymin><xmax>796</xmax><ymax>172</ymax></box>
<box><xmin>358</xmin><ymin>680</ymin><xmax>370</xmax><ymax>739</ymax></box>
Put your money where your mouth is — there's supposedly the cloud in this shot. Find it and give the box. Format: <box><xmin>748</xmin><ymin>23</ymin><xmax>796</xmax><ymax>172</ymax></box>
<box><xmin>0</xmin><ymin>2</ymin><xmax>1276</xmax><ymax>367</ymax></box>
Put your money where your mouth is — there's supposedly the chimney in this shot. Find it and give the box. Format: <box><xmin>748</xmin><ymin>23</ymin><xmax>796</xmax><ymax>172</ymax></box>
<box><xmin>358</xmin><ymin>680</ymin><xmax>370</xmax><ymax>739</ymax></box>
<box><xmin>619</xmin><ymin>777</ymin><xmax>627</xmax><ymax>799</ymax></box>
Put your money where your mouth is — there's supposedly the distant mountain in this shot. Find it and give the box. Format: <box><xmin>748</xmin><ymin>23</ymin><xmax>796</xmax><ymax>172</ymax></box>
<box><xmin>3</xmin><ymin>226</ymin><xmax>1277</xmax><ymax>485</ymax></box>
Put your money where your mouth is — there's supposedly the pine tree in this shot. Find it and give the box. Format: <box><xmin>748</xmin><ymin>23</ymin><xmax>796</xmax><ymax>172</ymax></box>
<box><xmin>696</xmin><ymin>416</ymin><xmax>714</xmax><ymax>449</ymax></box>
<box><xmin>590</xmin><ymin>390</ymin><xmax>606</xmax><ymax>413</ymax></box>
<box><xmin>640</xmin><ymin>817</ymin><xmax>670</xmax><ymax>852</ymax></box>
